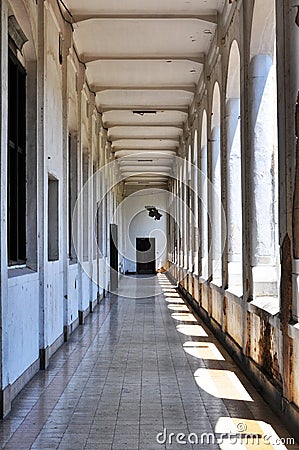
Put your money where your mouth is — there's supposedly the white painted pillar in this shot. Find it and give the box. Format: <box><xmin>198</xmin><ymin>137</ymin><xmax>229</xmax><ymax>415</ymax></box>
<box><xmin>61</xmin><ymin>28</ymin><xmax>71</xmax><ymax>339</ymax></box>
<box><xmin>183</xmin><ymin>158</ymin><xmax>188</xmax><ymax>269</ymax></box>
<box><xmin>283</xmin><ymin>2</ymin><xmax>299</xmax><ymax>320</ymax></box>
<box><xmin>37</xmin><ymin>0</ymin><xmax>48</xmax><ymax>366</ymax></box>
<box><xmin>193</xmin><ymin>149</ymin><xmax>199</xmax><ymax>275</ymax></box>
<box><xmin>0</xmin><ymin>0</ymin><xmax>10</xmax><ymax>416</ymax></box>
<box><xmin>211</xmin><ymin>126</ymin><xmax>222</xmax><ymax>284</ymax></box>
<box><xmin>175</xmin><ymin>176</ymin><xmax>180</xmax><ymax>267</ymax></box>
<box><xmin>249</xmin><ymin>54</ymin><xmax>278</xmax><ymax>297</ymax></box>
<box><xmin>187</xmin><ymin>146</ymin><xmax>193</xmax><ymax>273</ymax></box>
<box><xmin>179</xmin><ymin>164</ymin><xmax>183</xmax><ymax>268</ymax></box>
<box><xmin>226</xmin><ymin>98</ymin><xmax>242</xmax><ymax>290</ymax></box>
<box><xmin>200</xmin><ymin>144</ymin><xmax>208</xmax><ymax>279</ymax></box>
<box><xmin>76</xmin><ymin>79</ymin><xmax>84</xmax><ymax>319</ymax></box>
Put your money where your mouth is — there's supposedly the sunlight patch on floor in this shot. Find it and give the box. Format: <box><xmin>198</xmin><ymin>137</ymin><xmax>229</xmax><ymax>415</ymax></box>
<box><xmin>162</xmin><ymin>290</ymin><xmax>179</xmax><ymax>295</ymax></box>
<box><xmin>164</xmin><ymin>297</ymin><xmax>185</xmax><ymax>303</ymax></box>
<box><xmin>194</xmin><ymin>369</ymin><xmax>253</xmax><ymax>401</ymax></box>
<box><xmin>176</xmin><ymin>324</ymin><xmax>208</xmax><ymax>337</ymax></box>
<box><xmin>167</xmin><ymin>304</ymin><xmax>189</xmax><ymax>312</ymax></box>
<box><xmin>183</xmin><ymin>342</ymin><xmax>225</xmax><ymax>360</ymax></box>
<box><xmin>171</xmin><ymin>312</ymin><xmax>197</xmax><ymax>322</ymax></box>
<box><xmin>215</xmin><ymin>417</ymin><xmax>289</xmax><ymax>449</ymax></box>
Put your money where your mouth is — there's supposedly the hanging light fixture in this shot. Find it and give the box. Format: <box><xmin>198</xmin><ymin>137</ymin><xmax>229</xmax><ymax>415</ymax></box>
<box><xmin>145</xmin><ymin>206</ymin><xmax>162</xmax><ymax>221</ymax></box>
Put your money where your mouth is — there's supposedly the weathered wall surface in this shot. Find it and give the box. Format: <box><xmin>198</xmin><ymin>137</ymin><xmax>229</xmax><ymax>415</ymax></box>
<box><xmin>0</xmin><ymin>0</ymin><xmax>116</xmax><ymax>416</ymax></box>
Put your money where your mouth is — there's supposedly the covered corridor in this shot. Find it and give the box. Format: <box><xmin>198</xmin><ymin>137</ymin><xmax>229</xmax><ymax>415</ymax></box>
<box><xmin>1</xmin><ymin>0</ymin><xmax>299</xmax><ymax>448</ymax></box>
<box><xmin>0</xmin><ymin>275</ymin><xmax>296</xmax><ymax>449</ymax></box>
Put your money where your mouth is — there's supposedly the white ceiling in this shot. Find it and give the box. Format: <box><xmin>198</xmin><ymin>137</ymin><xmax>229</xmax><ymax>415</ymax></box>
<box><xmin>62</xmin><ymin>0</ymin><xmax>225</xmax><ymax>194</ymax></box>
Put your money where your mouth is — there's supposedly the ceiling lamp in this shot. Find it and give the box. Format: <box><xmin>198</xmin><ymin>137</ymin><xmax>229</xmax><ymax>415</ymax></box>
<box><xmin>145</xmin><ymin>206</ymin><xmax>162</xmax><ymax>221</ymax></box>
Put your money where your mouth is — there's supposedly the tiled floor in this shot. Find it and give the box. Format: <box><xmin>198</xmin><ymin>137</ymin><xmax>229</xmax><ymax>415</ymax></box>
<box><xmin>0</xmin><ymin>274</ymin><xmax>298</xmax><ymax>450</ymax></box>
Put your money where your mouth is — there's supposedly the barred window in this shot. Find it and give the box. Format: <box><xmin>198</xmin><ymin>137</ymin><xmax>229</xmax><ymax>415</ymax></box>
<box><xmin>8</xmin><ymin>48</ymin><xmax>26</xmax><ymax>265</ymax></box>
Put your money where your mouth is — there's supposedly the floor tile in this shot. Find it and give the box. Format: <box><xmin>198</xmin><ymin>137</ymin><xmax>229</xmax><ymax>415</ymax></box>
<box><xmin>0</xmin><ymin>275</ymin><xmax>296</xmax><ymax>450</ymax></box>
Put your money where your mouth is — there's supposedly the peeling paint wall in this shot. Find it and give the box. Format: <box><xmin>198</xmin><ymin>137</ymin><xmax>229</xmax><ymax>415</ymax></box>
<box><xmin>0</xmin><ymin>0</ymin><xmax>116</xmax><ymax>416</ymax></box>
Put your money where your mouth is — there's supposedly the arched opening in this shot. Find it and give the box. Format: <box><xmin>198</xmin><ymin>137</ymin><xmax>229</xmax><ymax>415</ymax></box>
<box><xmin>211</xmin><ymin>83</ymin><xmax>222</xmax><ymax>285</ymax></box>
<box><xmin>200</xmin><ymin>110</ymin><xmax>208</xmax><ymax>279</ymax></box>
<box><xmin>226</xmin><ymin>40</ymin><xmax>243</xmax><ymax>293</ymax></box>
<box><xmin>249</xmin><ymin>0</ymin><xmax>279</xmax><ymax>298</ymax></box>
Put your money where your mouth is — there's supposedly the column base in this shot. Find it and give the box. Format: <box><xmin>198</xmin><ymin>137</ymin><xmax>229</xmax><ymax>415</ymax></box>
<box><xmin>0</xmin><ymin>385</ymin><xmax>11</xmax><ymax>419</ymax></box>
<box><xmin>292</xmin><ymin>259</ymin><xmax>299</xmax><ymax>321</ymax></box>
<box><xmin>40</xmin><ymin>333</ymin><xmax>64</xmax><ymax>369</ymax></box>
<box><xmin>251</xmin><ymin>265</ymin><xmax>278</xmax><ymax>297</ymax></box>
<box><xmin>228</xmin><ymin>261</ymin><xmax>243</xmax><ymax>293</ymax></box>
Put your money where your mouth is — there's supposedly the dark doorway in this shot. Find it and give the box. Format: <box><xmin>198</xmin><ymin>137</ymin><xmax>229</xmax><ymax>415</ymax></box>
<box><xmin>136</xmin><ymin>237</ymin><xmax>156</xmax><ymax>274</ymax></box>
<box><xmin>110</xmin><ymin>224</ymin><xmax>118</xmax><ymax>291</ymax></box>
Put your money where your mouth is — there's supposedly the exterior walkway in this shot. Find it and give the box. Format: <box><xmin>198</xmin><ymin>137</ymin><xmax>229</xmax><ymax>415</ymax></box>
<box><xmin>0</xmin><ymin>274</ymin><xmax>297</xmax><ymax>450</ymax></box>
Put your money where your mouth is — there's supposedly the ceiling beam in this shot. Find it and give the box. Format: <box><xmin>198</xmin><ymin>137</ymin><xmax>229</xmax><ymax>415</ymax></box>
<box><xmin>121</xmin><ymin>168</ymin><xmax>171</xmax><ymax>173</ymax></box>
<box><xmin>85</xmin><ymin>55</ymin><xmax>205</xmax><ymax>64</ymax></box>
<box><xmin>109</xmin><ymin>122</ymin><xmax>183</xmax><ymax>131</ymax></box>
<box><xmin>73</xmin><ymin>14</ymin><xmax>217</xmax><ymax>23</ymax></box>
<box><xmin>118</xmin><ymin>163</ymin><xmax>172</xmax><ymax>167</ymax></box>
<box><xmin>103</xmin><ymin>122</ymin><xmax>185</xmax><ymax>128</ymax></box>
<box><xmin>93</xmin><ymin>85</ymin><xmax>196</xmax><ymax>94</ymax></box>
<box><xmin>100</xmin><ymin>106</ymin><xmax>189</xmax><ymax>113</ymax></box>
<box><xmin>114</xmin><ymin>150</ymin><xmax>177</xmax><ymax>154</ymax></box>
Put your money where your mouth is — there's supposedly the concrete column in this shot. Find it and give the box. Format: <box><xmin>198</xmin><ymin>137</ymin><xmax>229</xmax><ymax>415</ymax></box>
<box><xmin>61</xmin><ymin>27</ymin><xmax>72</xmax><ymax>341</ymax></box>
<box><xmin>175</xmin><ymin>176</ymin><xmax>180</xmax><ymax>268</ymax></box>
<box><xmin>249</xmin><ymin>54</ymin><xmax>278</xmax><ymax>297</ymax></box>
<box><xmin>187</xmin><ymin>149</ymin><xmax>193</xmax><ymax>273</ymax></box>
<box><xmin>226</xmin><ymin>98</ymin><xmax>242</xmax><ymax>290</ymax></box>
<box><xmin>211</xmin><ymin>126</ymin><xmax>222</xmax><ymax>284</ymax></box>
<box><xmin>87</xmin><ymin>101</ymin><xmax>94</xmax><ymax>311</ymax></box>
<box><xmin>200</xmin><ymin>144</ymin><xmax>208</xmax><ymax>279</ymax></box>
<box><xmin>193</xmin><ymin>144</ymin><xmax>199</xmax><ymax>275</ymax></box>
<box><xmin>37</xmin><ymin>0</ymin><xmax>47</xmax><ymax>369</ymax></box>
<box><xmin>292</xmin><ymin>12</ymin><xmax>299</xmax><ymax>321</ymax></box>
<box><xmin>76</xmin><ymin>70</ymin><xmax>84</xmax><ymax>323</ymax></box>
<box><xmin>183</xmin><ymin>158</ymin><xmax>188</xmax><ymax>270</ymax></box>
<box><xmin>0</xmin><ymin>0</ymin><xmax>10</xmax><ymax>417</ymax></box>
<box><xmin>179</xmin><ymin>164</ymin><xmax>184</xmax><ymax>269</ymax></box>
<box><xmin>179</xmin><ymin>161</ymin><xmax>183</xmax><ymax>269</ymax></box>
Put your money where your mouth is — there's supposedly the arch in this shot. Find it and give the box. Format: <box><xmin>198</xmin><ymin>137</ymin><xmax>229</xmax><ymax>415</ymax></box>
<box><xmin>227</xmin><ymin>40</ymin><xmax>240</xmax><ymax>99</ymax></box>
<box><xmin>8</xmin><ymin>0</ymin><xmax>37</xmax><ymax>62</ymax></box>
<box><xmin>211</xmin><ymin>83</ymin><xmax>222</xmax><ymax>284</ymax></box>
<box><xmin>250</xmin><ymin>0</ymin><xmax>276</xmax><ymax>59</ymax></box>
<box><xmin>249</xmin><ymin>0</ymin><xmax>279</xmax><ymax>298</ymax></box>
<box><xmin>226</xmin><ymin>41</ymin><xmax>243</xmax><ymax>292</ymax></box>
<box><xmin>211</xmin><ymin>82</ymin><xmax>221</xmax><ymax>130</ymax></box>
<box><xmin>201</xmin><ymin>109</ymin><xmax>208</xmax><ymax>149</ymax></box>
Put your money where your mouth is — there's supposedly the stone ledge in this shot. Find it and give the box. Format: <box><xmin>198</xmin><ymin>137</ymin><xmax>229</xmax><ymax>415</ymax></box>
<box><xmin>248</xmin><ymin>296</ymin><xmax>280</xmax><ymax>316</ymax></box>
<box><xmin>8</xmin><ymin>267</ymin><xmax>38</xmax><ymax>282</ymax></box>
<box><xmin>225</xmin><ymin>289</ymin><xmax>243</xmax><ymax>303</ymax></box>
<box><xmin>209</xmin><ymin>281</ymin><xmax>223</xmax><ymax>294</ymax></box>
<box><xmin>288</xmin><ymin>321</ymin><xmax>299</xmax><ymax>339</ymax></box>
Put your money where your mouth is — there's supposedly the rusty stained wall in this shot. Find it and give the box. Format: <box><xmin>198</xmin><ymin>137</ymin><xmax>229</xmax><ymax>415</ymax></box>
<box><xmin>233</xmin><ymin>308</ymin><xmax>283</xmax><ymax>388</ymax></box>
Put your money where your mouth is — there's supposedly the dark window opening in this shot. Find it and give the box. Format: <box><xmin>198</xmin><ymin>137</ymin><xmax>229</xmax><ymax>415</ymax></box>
<box><xmin>83</xmin><ymin>152</ymin><xmax>89</xmax><ymax>261</ymax></box>
<box><xmin>48</xmin><ymin>175</ymin><xmax>59</xmax><ymax>261</ymax></box>
<box><xmin>8</xmin><ymin>48</ymin><xmax>26</xmax><ymax>266</ymax></box>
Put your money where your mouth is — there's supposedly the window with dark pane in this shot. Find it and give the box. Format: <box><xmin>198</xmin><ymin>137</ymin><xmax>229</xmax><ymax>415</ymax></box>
<box><xmin>8</xmin><ymin>48</ymin><xmax>26</xmax><ymax>265</ymax></box>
